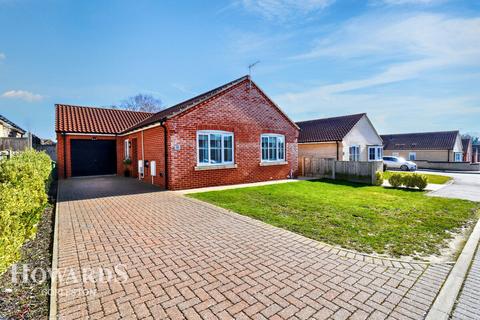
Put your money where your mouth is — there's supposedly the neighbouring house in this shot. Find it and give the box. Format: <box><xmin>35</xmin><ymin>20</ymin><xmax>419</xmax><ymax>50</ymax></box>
<box><xmin>296</xmin><ymin>113</ymin><xmax>383</xmax><ymax>162</ymax></box>
<box><xmin>0</xmin><ymin>114</ymin><xmax>26</xmax><ymax>138</ymax></box>
<box><xmin>382</xmin><ymin>131</ymin><xmax>464</xmax><ymax>162</ymax></box>
<box><xmin>32</xmin><ymin>134</ymin><xmax>57</xmax><ymax>161</ymax></box>
<box><xmin>462</xmin><ymin>138</ymin><xmax>473</xmax><ymax>163</ymax></box>
<box><xmin>473</xmin><ymin>144</ymin><xmax>480</xmax><ymax>163</ymax></box>
<box><xmin>0</xmin><ymin>114</ymin><xmax>31</xmax><ymax>151</ymax></box>
<box><xmin>56</xmin><ymin>76</ymin><xmax>299</xmax><ymax>190</ymax></box>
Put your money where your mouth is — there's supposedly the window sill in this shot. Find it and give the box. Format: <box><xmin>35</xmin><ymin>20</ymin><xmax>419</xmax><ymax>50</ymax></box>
<box><xmin>195</xmin><ymin>164</ymin><xmax>238</xmax><ymax>171</ymax></box>
<box><xmin>260</xmin><ymin>161</ymin><xmax>288</xmax><ymax>166</ymax></box>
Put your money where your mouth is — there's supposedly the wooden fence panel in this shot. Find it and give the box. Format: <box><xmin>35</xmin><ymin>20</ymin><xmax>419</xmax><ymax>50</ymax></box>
<box><xmin>301</xmin><ymin>157</ymin><xmax>383</xmax><ymax>185</ymax></box>
<box><xmin>0</xmin><ymin>137</ymin><xmax>30</xmax><ymax>151</ymax></box>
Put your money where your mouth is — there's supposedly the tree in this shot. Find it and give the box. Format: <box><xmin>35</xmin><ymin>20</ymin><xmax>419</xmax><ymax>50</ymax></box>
<box><xmin>120</xmin><ymin>94</ymin><xmax>163</xmax><ymax>112</ymax></box>
<box><xmin>462</xmin><ymin>133</ymin><xmax>480</xmax><ymax>145</ymax></box>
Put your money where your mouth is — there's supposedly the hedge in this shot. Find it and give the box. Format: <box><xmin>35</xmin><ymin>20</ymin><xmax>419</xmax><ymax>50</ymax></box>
<box><xmin>0</xmin><ymin>150</ymin><xmax>52</xmax><ymax>274</ymax></box>
<box><xmin>387</xmin><ymin>172</ymin><xmax>429</xmax><ymax>191</ymax></box>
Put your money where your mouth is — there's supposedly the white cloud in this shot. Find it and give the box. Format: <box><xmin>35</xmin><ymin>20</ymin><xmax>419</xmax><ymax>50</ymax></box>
<box><xmin>277</xmin><ymin>12</ymin><xmax>480</xmax><ymax>133</ymax></box>
<box><xmin>0</xmin><ymin>52</ymin><xmax>5</xmax><ymax>60</ymax></box>
<box><xmin>294</xmin><ymin>13</ymin><xmax>480</xmax><ymax>63</ymax></box>
<box><xmin>240</xmin><ymin>0</ymin><xmax>334</xmax><ymax>20</ymax></box>
<box><xmin>284</xmin><ymin>13</ymin><xmax>480</xmax><ymax>95</ymax></box>
<box><xmin>379</xmin><ymin>0</ymin><xmax>445</xmax><ymax>5</ymax></box>
<box><xmin>1</xmin><ymin>90</ymin><xmax>44</xmax><ymax>102</ymax></box>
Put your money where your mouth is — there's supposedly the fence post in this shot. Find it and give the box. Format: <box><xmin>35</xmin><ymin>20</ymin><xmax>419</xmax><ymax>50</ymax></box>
<box><xmin>332</xmin><ymin>160</ymin><xmax>336</xmax><ymax>179</ymax></box>
<box><xmin>302</xmin><ymin>157</ymin><xmax>305</xmax><ymax>176</ymax></box>
<box><xmin>371</xmin><ymin>162</ymin><xmax>376</xmax><ymax>185</ymax></box>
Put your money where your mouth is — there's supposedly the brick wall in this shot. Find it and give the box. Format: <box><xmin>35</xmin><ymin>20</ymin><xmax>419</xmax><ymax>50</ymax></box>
<box><xmin>57</xmin><ymin>80</ymin><xmax>299</xmax><ymax>190</ymax></box>
<box><xmin>119</xmin><ymin>126</ymin><xmax>166</xmax><ymax>189</ymax></box>
<box><xmin>165</xmin><ymin>81</ymin><xmax>299</xmax><ymax>190</ymax></box>
<box><xmin>56</xmin><ymin>133</ymin><xmax>117</xmax><ymax>179</ymax></box>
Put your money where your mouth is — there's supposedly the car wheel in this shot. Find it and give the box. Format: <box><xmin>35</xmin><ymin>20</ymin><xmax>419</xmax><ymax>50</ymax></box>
<box><xmin>400</xmin><ymin>165</ymin><xmax>408</xmax><ymax>171</ymax></box>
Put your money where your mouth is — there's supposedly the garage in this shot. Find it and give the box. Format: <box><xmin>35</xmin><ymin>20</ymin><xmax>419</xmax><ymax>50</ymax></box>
<box><xmin>70</xmin><ymin>139</ymin><xmax>117</xmax><ymax>177</ymax></box>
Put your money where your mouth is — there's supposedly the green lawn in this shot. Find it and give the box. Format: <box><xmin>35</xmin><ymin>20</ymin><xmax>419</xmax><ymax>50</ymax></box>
<box><xmin>383</xmin><ymin>171</ymin><xmax>452</xmax><ymax>184</ymax></box>
<box><xmin>189</xmin><ymin>180</ymin><xmax>479</xmax><ymax>257</ymax></box>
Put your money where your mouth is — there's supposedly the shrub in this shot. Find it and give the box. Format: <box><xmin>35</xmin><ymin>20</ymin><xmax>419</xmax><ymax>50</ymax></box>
<box><xmin>388</xmin><ymin>173</ymin><xmax>403</xmax><ymax>188</ymax></box>
<box><xmin>413</xmin><ymin>173</ymin><xmax>428</xmax><ymax>190</ymax></box>
<box><xmin>0</xmin><ymin>150</ymin><xmax>52</xmax><ymax>274</ymax></box>
<box><xmin>374</xmin><ymin>171</ymin><xmax>384</xmax><ymax>186</ymax></box>
<box><xmin>402</xmin><ymin>174</ymin><xmax>417</xmax><ymax>188</ymax></box>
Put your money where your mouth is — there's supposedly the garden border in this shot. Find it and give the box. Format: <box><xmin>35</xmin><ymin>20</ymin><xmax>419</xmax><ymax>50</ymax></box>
<box><xmin>48</xmin><ymin>184</ymin><xmax>59</xmax><ymax>320</ymax></box>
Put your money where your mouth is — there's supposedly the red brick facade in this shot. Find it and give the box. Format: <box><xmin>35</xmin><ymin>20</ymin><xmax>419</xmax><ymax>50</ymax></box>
<box><xmin>164</xmin><ymin>81</ymin><xmax>299</xmax><ymax>190</ymax></box>
<box><xmin>57</xmin><ymin>79</ymin><xmax>299</xmax><ymax>190</ymax></box>
<box><xmin>57</xmin><ymin>134</ymin><xmax>117</xmax><ymax>179</ymax></box>
<box><xmin>119</xmin><ymin>126</ymin><xmax>167</xmax><ymax>188</ymax></box>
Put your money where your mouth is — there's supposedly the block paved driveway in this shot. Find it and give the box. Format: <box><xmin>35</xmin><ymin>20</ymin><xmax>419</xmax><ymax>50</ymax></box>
<box><xmin>56</xmin><ymin>177</ymin><xmax>452</xmax><ymax>320</ymax></box>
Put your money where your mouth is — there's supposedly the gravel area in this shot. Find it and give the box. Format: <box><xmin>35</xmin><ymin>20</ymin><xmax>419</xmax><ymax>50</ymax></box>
<box><xmin>0</xmin><ymin>182</ymin><xmax>56</xmax><ymax>320</ymax></box>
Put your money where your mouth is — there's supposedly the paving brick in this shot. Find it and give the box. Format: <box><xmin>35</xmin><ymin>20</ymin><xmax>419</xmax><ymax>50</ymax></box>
<box><xmin>56</xmin><ymin>177</ymin><xmax>453</xmax><ymax>320</ymax></box>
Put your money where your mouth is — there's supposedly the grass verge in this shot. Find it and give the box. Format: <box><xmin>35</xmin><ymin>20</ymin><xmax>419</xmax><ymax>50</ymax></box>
<box><xmin>189</xmin><ymin>180</ymin><xmax>479</xmax><ymax>257</ymax></box>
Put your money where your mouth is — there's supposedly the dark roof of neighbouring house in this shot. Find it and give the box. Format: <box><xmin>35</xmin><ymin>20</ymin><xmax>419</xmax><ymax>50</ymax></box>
<box><xmin>123</xmin><ymin>75</ymin><xmax>251</xmax><ymax>133</ymax></box>
<box><xmin>296</xmin><ymin>113</ymin><xmax>366</xmax><ymax>143</ymax></box>
<box><xmin>462</xmin><ymin>138</ymin><xmax>472</xmax><ymax>151</ymax></box>
<box><xmin>381</xmin><ymin>131</ymin><xmax>460</xmax><ymax>150</ymax></box>
<box><xmin>0</xmin><ymin>114</ymin><xmax>26</xmax><ymax>134</ymax></box>
<box><xmin>55</xmin><ymin>104</ymin><xmax>153</xmax><ymax>134</ymax></box>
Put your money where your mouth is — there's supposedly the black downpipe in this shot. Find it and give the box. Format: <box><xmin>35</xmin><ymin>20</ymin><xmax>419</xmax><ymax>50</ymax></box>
<box><xmin>336</xmin><ymin>141</ymin><xmax>340</xmax><ymax>160</ymax></box>
<box><xmin>161</xmin><ymin>122</ymin><xmax>168</xmax><ymax>190</ymax></box>
<box><xmin>62</xmin><ymin>133</ymin><xmax>67</xmax><ymax>178</ymax></box>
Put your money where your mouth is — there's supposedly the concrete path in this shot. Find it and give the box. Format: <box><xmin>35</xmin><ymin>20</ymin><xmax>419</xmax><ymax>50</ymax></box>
<box><xmin>421</xmin><ymin>171</ymin><xmax>480</xmax><ymax>202</ymax></box>
<box><xmin>451</xmin><ymin>240</ymin><xmax>480</xmax><ymax>320</ymax></box>
<box><xmin>54</xmin><ymin>176</ymin><xmax>454</xmax><ymax>320</ymax></box>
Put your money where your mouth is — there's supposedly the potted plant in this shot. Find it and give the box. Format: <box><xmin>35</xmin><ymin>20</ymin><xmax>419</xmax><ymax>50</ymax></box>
<box><xmin>123</xmin><ymin>158</ymin><xmax>132</xmax><ymax>177</ymax></box>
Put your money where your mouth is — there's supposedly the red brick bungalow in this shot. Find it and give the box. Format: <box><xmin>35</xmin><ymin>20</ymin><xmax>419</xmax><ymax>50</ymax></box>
<box><xmin>56</xmin><ymin>76</ymin><xmax>299</xmax><ymax>190</ymax></box>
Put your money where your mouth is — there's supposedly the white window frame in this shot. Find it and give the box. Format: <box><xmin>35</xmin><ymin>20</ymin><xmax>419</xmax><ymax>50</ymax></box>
<box><xmin>196</xmin><ymin>130</ymin><xmax>234</xmax><ymax>166</ymax></box>
<box><xmin>454</xmin><ymin>152</ymin><xmax>462</xmax><ymax>162</ymax></box>
<box><xmin>408</xmin><ymin>152</ymin><xmax>416</xmax><ymax>161</ymax></box>
<box><xmin>349</xmin><ymin>145</ymin><xmax>360</xmax><ymax>161</ymax></box>
<box><xmin>368</xmin><ymin>146</ymin><xmax>383</xmax><ymax>161</ymax></box>
<box><xmin>124</xmin><ymin>139</ymin><xmax>130</xmax><ymax>160</ymax></box>
<box><xmin>261</xmin><ymin>134</ymin><xmax>286</xmax><ymax>163</ymax></box>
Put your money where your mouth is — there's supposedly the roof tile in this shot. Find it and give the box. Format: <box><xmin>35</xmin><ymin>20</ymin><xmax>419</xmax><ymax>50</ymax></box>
<box><xmin>55</xmin><ymin>104</ymin><xmax>152</xmax><ymax>134</ymax></box>
<box><xmin>381</xmin><ymin>131</ymin><xmax>459</xmax><ymax>150</ymax></box>
<box><xmin>123</xmin><ymin>75</ymin><xmax>249</xmax><ymax>133</ymax></box>
<box><xmin>296</xmin><ymin>113</ymin><xmax>365</xmax><ymax>143</ymax></box>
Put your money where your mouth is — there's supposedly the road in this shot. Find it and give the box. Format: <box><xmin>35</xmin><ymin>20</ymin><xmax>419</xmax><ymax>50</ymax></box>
<box><xmin>420</xmin><ymin>170</ymin><xmax>480</xmax><ymax>202</ymax></box>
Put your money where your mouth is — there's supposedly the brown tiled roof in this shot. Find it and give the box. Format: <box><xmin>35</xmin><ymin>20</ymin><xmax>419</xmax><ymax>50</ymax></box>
<box><xmin>124</xmin><ymin>76</ymin><xmax>250</xmax><ymax>133</ymax></box>
<box><xmin>381</xmin><ymin>131</ymin><xmax>459</xmax><ymax>150</ymax></box>
<box><xmin>462</xmin><ymin>138</ymin><xmax>472</xmax><ymax>151</ymax></box>
<box><xmin>55</xmin><ymin>104</ymin><xmax>152</xmax><ymax>134</ymax></box>
<box><xmin>296</xmin><ymin>113</ymin><xmax>365</xmax><ymax>143</ymax></box>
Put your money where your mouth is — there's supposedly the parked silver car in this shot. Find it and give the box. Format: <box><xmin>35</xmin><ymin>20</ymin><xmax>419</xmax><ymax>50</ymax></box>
<box><xmin>383</xmin><ymin>156</ymin><xmax>417</xmax><ymax>171</ymax></box>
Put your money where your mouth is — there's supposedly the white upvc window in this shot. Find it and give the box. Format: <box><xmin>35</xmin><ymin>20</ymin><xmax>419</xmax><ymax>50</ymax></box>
<box><xmin>261</xmin><ymin>134</ymin><xmax>285</xmax><ymax>162</ymax></box>
<box><xmin>124</xmin><ymin>139</ymin><xmax>130</xmax><ymax>160</ymax></box>
<box><xmin>349</xmin><ymin>145</ymin><xmax>360</xmax><ymax>161</ymax></box>
<box><xmin>454</xmin><ymin>152</ymin><xmax>462</xmax><ymax>162</ymax></box>
<box><xmin>197</xmin><ymin>131</ymin><xmax>234</xmax><ymax>165</ymax></box>
<box><xmin>368</xmin><ymin>146</ymin><xmax>383</xmax><ymax>161</ymax></box>
<box><xmin>408</xmin><ymin>152</ymin><xmax>416</xmax><ymax>161</ymax></box>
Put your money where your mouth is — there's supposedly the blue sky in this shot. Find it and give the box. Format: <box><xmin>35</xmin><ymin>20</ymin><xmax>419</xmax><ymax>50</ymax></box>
<box><xmin>0</xmin><ymin>0</ymin><xmax>479</xmax><ymax>140</ymax></box>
